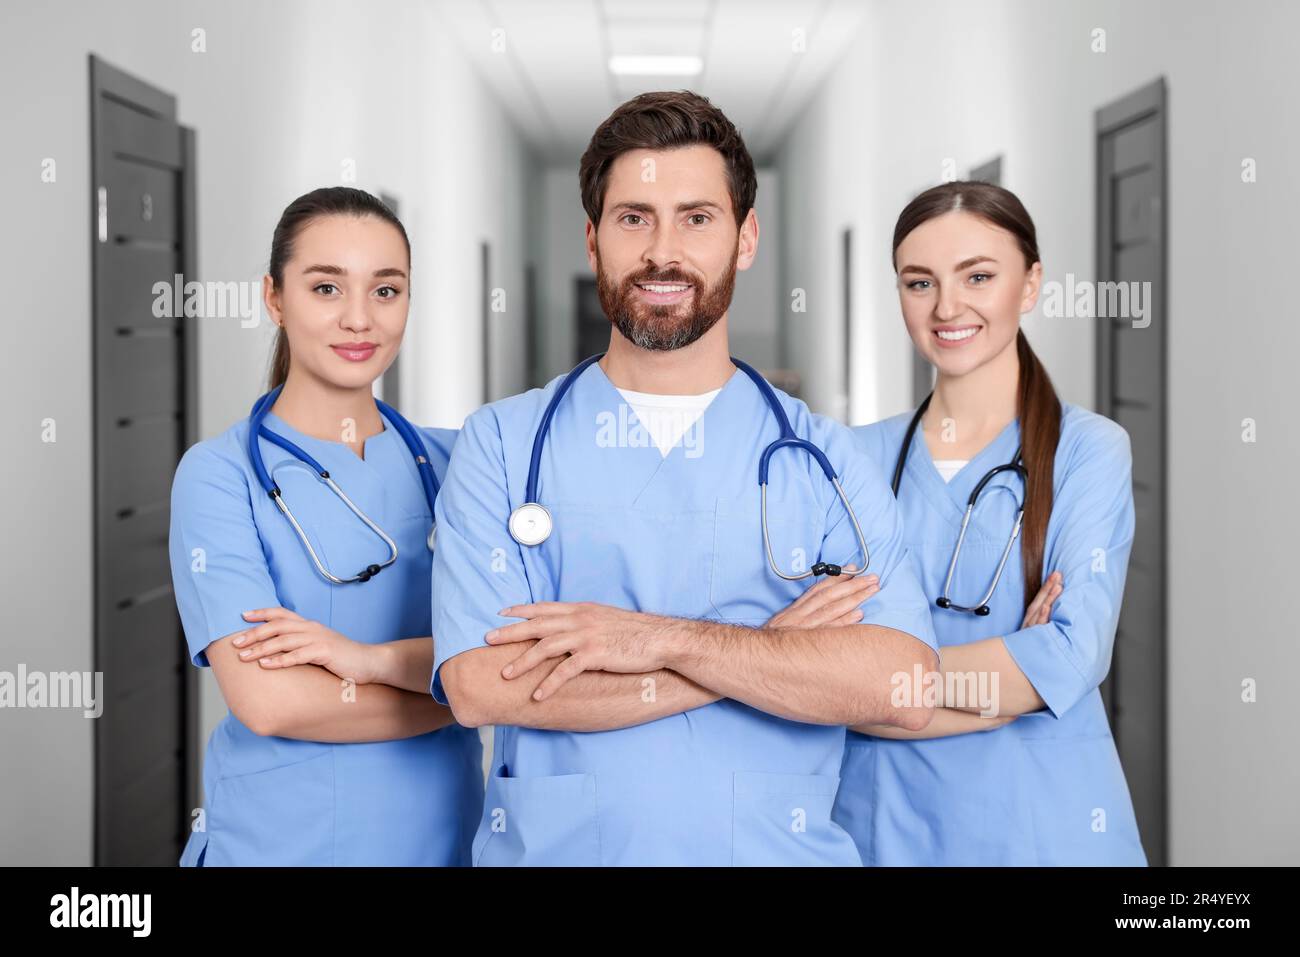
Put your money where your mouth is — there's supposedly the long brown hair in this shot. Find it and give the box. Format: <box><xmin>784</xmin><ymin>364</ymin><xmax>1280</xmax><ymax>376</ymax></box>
<box><xmin>892</xmin><ymin>181</ymin><xmax>1061</xmax><ymax>608</ymax></box>
<box><xmin>265</xmin><ymin>187</ymin><xmax>410</xmax><ymax>389</ymax></box>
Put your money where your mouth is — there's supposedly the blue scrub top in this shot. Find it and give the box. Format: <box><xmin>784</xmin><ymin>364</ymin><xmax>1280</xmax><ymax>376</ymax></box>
<box><xmin>835</xmin><ymin>403</ymin><xmax>1147</xmax><ymax>865</ymax></box>
<box><xmin>431</xmin><ymin>362</ymin><xmax>939</xmax><ymax>866</ymax></box>
<box><xmin>169</xmin><ymin>410</ymin><xmax>483</xmax><ymax>866</ymax></box>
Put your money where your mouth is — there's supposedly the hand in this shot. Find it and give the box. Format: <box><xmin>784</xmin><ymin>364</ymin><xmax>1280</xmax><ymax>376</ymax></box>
<box><xmin>765</xmin><ymin>565</ymin><xmax>879</xmax><ymax>630</ymax></box>
<box><xmin>1021</xmin><ymin>571</ymin><xmax>1063</xmax><ymax>629</ymax></box>
<box><xmin>233</xmin><ymin>607</ymin><xmax>385</xmax><ymax>684</ymax></box>
<box><xmin>485</xmin><ymin>602</ymin><xmax>672</xmax><ymax>701</ymax></box>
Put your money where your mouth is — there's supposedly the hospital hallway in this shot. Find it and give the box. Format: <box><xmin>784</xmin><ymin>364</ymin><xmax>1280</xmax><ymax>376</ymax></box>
<box><xmin>2</xmin><ymin>0</ymin><xmax>1297</xmax><ymax>869</ymax></box>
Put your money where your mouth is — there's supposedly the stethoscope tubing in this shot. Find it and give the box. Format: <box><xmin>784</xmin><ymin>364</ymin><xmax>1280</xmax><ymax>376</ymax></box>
<box><xmin>246</xmin><ymin>385</ymin><xmax>439</xmax><ymax>584</ymax></box>
<box><xmin>511</xmin><ymin>355</ymin><xmax>870</xmax><ymax>580</ymax></box>
<box><xmin>894</xmin><ymin>392</ymin><xmax>1028</xmax><ymax>616</ymax></box>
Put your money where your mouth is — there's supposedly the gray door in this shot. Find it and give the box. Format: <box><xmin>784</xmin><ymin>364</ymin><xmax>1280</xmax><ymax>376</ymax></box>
<box><xmin>1095</xmin><ymin>77</ymin><xmax>1168</xmax><ymax>866</ymax></box>
<box><xmin>575</xmin><ymin>276</ymin><xmax>607</xmax><ymax>361</ymax></box>
<box><xmin>524</xmin><ymin>262</ymin><xmax>539</xmax><ymax>389</ymax></box>
<box><xmin>969</xmin><ymin>155</ymin><xmax>1003</xmax><ymax>185</ymax></box>
<box><xmin>90</xmin><ymin>55</ymin><xmax>198</xmax><ymax>865</ymax></box>
<box><xmin>378</xmin><ymin>192</ymin><xmax>402</xmax><ymax>410</ymax></box>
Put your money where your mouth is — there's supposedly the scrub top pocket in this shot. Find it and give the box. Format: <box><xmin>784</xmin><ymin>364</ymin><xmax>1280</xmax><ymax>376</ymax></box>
<box><xmin>203</xmin><ymin>751</ymin><xmax>336</xmax><ymax>866</ymax></box>
<box><xmin>474</xmin><ymin>767</ymin><xmax>601</xmax><ymax>867</ymax></box>
<box><xmin>1020</xmin><ymin>735</ymin><xmax>1147</xmax><ymax>866</ymax></box>
<box><xmin>732</xmin><ymin>770</ymin><xmax>859</xmax><ymax>866</ymax></box>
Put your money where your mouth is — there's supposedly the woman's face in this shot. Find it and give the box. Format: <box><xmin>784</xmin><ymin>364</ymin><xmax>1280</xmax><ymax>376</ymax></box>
<box><xmin>264</xmin><ymin>213</ymin><xmax>410</xmax><ymax>391</ymax></box>
<box><xmin>895</xmin><ymin>210</ymin><xmax>1041</xmax><ymax>379</ymax></box>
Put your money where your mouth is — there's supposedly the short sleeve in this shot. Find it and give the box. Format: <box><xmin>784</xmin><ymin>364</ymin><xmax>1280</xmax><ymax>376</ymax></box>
<box><xmin>821</xmin><ymin>425</ymin><xmax>939</xmax><ymax>655</ymax></box>
<box><xmin>1001</xmin><ymin>418</ymin><xmax>1135</xmax><ymax>718</ymax></box>
<box><xmin>169</xmin><ymin>442</ymin><xmax>280</xmax><ymax>667</ymax></box>
<box><xmin>430</xmin><ymin>410</ymin><xmax>534</xmax><ymax>704</ymax></box>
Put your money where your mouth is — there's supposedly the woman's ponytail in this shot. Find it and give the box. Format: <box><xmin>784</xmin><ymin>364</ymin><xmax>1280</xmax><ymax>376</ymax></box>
<box><xmin>1014</xmin><ymin>329</ymin><xmax>1061</xmax><ymax>609</ymax></box>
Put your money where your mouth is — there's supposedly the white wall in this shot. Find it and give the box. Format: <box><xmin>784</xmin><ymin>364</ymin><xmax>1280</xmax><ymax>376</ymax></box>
<box><xmin>775</xmin><ymin>0</ymin><xmax>1300</xmax><ymax>864</ymax></box>
<box><xmin>0</xmin><ymin>0</ymin><xmax>535</xmax><ymax>864</ymax></box>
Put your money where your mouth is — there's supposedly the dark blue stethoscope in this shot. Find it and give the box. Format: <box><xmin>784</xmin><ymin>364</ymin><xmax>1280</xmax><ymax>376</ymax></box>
<box><xmin>891</xmin><ymin>392</ymin><xmax>1027</xmax><ymax>616</ymax></box>
<box><xmin>247</xmin><ymin>385</ymin><xmax>441</xmax><ymax>585</ymax></box>
<box><xmin>507</xmin><ymin>354</ymin><xmax>870</xmax><ymax>581</ymax></box>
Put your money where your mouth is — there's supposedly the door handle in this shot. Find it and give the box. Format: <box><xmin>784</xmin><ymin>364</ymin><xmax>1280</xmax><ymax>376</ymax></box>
<box><xmin>97</xmin><ymin>186</ymin><xmax>108</xmax><ymax>243</ymax></box>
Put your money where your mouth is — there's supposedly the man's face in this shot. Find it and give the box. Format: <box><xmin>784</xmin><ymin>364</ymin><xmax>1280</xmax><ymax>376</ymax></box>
<box><xmin>587</xmin><ymin>145</ymin><xmax>757</xmax><ymax>352</ymax></box>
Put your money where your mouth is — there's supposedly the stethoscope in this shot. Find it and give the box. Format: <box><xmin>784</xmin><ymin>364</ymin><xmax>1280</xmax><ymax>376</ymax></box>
<box><xmin>891</xmin><ymin>393</ymin><xmax>1027</xmax><ymax>616</ymax></box>
<box><xmin>246</xmin><ymin>385</ymin><xmax>441</xmax><ymax>585</ymax></box>
<box><xmin>508</xmin><ymin>354</ymin><xmax>870</xmax><ymax>581</ymax></box>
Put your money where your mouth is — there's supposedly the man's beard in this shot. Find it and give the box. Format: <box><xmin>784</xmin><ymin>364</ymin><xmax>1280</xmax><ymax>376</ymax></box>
<box><xmin>596</xmin><ymin>246</ymin><xmax>737</xmax><ymax>352</ymax></box>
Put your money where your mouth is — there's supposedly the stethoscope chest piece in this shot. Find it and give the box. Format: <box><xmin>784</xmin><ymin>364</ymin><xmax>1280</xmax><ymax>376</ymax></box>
<box><xmin>427</xmin><ymin>524</ymin><xmax>437</xmax><ymax>552</ymax></box>
<box><xmin>509</xmin><ymin>502</ymin><xmax>552</xmax><ymax>546</ymax></box>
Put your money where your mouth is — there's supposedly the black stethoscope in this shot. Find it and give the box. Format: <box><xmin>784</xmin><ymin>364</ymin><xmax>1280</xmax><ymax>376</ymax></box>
<box><xmin>246</xmin><ymin>386</ymin><xmax>441</xmax><ymax>584</ymax></box>
<box><xmin>507</xmin><ymin>353</ymin><xmax>870</xmax><ymax>581</ymax></box>
<box><xmin>891</xmin><ymin>393</ymin><xmax>1027</xmax><ymax>616</ymax></box>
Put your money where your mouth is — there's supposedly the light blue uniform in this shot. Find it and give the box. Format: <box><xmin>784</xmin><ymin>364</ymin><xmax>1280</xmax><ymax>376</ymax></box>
<box><xmin>169</xmin><ymin>410</ymin><xmax>483</xmax><ymax>866</ymax></box>
<box><xmin>431</xmin><ymin>362</ymin><xmax>938</xmax><ymax>866</ymax></box>
<box><xmin>835</xmin><ymin>403</ymin><xmax>1147</xmax><ymax>865</ymax></box>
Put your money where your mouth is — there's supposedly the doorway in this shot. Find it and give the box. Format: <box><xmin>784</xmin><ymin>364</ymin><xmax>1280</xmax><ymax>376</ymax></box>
<box><xmin>89</xmin><ymin>55</ymin><xmax>198</xmax><ymax>865</ymax></box>
<box><xmin>1095</xmin><ymin>77</ymin><xmax>1169</xmax><ymax>866</ymax></box>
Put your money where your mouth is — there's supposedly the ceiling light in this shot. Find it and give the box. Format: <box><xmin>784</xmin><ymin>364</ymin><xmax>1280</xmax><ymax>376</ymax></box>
<box><xmin>608</xmin><ymin>55</ymin><xmax>703</xmax><ymax>76</ymax></box>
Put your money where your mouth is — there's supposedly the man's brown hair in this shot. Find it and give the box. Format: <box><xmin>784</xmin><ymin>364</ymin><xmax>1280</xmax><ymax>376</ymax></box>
<box><xmin>579</xmin><ymin>90</ymin><xmax>757</xmax><ymax>228</ymax></box>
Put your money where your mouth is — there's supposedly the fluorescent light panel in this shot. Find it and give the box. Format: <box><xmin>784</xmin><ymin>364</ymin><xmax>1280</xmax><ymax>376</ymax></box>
<box><xmin>608</xmin><ymin>54</ymin><xmax>703</xmax><ymax>76</ymax></box>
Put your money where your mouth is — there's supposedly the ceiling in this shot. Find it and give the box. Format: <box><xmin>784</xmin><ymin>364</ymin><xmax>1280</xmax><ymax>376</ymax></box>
<box><xmin>432</xmin><ymin>0</ymin><xmax>869</xmax><ymax>165</ymax></box>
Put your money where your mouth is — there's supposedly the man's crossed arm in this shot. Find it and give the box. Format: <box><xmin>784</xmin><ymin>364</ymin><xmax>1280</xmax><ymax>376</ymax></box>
<box><xmin>439</xmin><ymin>571</ymin><xmax>937</xmax><ymax>733</ymax></box>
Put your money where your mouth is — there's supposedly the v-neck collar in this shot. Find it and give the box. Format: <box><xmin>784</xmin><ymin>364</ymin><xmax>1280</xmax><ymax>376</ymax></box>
<box><xmin>262</xmin><ymin>408</ymin><xmax>393</xmax><ymax>465</ymax></box>
<box><xmin>901</xmin><ymin>414</ymin><xmax>1021</xmax><ymax>533</ymax></box>
<box><xmin>587</xmin><ymin>359</ymin><xmax>742</xmax><ymax>460</ymax></box>
<box><xmin>573</xmin><ymin>360</ymin><xmax>744</xmax><ymax>507</ymax></box>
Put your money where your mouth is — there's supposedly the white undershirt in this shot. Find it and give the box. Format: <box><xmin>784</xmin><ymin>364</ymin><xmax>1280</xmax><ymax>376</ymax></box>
<box><xmin>616</xmin><ymin>387</ymin><xmax>722</xmax><ymax>457</ymax></box>
<box><xmin>932</xmin><ymin>459</ymin><xmax>969</xmax><ymax>483</ymax></box>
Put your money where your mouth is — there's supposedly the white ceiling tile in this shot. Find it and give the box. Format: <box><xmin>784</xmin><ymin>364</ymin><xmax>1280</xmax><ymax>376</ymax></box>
<box><xmin>433</xmin><ymin>0</ymin><xmax>866</xmax><ymax>164</ymax></box>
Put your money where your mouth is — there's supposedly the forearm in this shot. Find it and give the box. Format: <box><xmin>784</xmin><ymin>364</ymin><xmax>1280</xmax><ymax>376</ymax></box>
<box><xmin>852</xmin><ymin>707</ymin><xmax>1015</xmax><ymax>739</ymax></box>
<box><xmin>661</xmin><ymin>618</ymin><xmax>937</xmax><ymax>728</ymax></box>
<box><xmin>935</xmin><ymin>638</ymin><xmax>1046</xmax><ymax>716</ymax></box>
<box><xmin>446</xmin><ymin>641</ymin><xmax>719</xmax><ymax>732</ymax></box>
<box><xmin>372</xmin><ymin>637</ymin><xmax>436</xmax><ymax>694</ymax></box>
<box><xmin>237</xmin><ymin>661</ymin><xmax>454</xmax><ymax>742</ymax></box>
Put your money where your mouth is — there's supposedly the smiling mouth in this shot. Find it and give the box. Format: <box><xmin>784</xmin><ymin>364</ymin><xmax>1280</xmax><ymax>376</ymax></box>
<box><xmin>934</xmin><ymin>326</ymin><xmax>980</xmax><ymax>342</ymax></box>
<box><xmin>633</xmin><ymin>281</ymin><xmax>694</xmax><ymax>305</ymax></box>
<box><xmin>635</xmin><ymin>282</ymin><xmax>692</xmax><ymax>293</ymax></box>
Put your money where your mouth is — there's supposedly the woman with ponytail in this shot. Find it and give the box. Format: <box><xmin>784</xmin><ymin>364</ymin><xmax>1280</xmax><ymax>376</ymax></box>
<box><xmin>169</xmin><ymin>187</ymin><xmax>483</xmax><ymax>865</ymax></box>
<box><xmin>832</xmin><ymin>182</ymin><xmax>1146</xmax><ymax>865</ymax></box>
